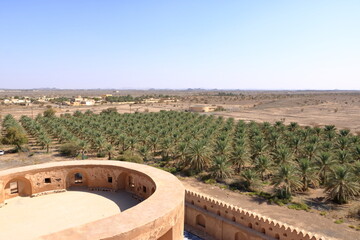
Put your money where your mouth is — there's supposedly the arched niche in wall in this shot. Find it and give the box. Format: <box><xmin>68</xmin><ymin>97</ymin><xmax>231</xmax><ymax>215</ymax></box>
<box><xmin>5</xmin><ymin>177</ymin><xmax>32</xmax><ymax>197</ymax></box>
<box><xmin>196</xmin><ymin>214</ymin><xmax>206</xmax><ymax>228</ymax></box>
<box><xmin>66</xmin><ymin>169</ymin><xmax>89</xmax><ymax>188</ymax></box>
<box><xmin>235</xmin><ymin>231</ymin><xmax>248</xmax><ymax>240</ymax></box>
<box><xmin>117</xmin><ymin>172</ymin><xmax>128</xmax><ymax>190</ymax></box>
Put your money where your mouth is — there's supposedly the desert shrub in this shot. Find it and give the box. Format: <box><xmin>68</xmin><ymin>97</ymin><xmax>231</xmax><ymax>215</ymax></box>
<box><xmin>116</xmin><ymin>151</ymin><xmax>143</xmax><ymax>163</ymax></box>
<box><xmin>59</xmin><ymin>142</ymin><xmax>80</xmax><ymax>157</ymax></box>
<box><xmin>275</xmin><ymin>187</ymin><xmax>293</xmax><ymax>200</ymax></box>
<box><xmin>43</xmin><ymin>107</ymin><xmax>56</xmax><ymax>118</ymax></box>
<box><xmin>100</xmin><ymin>107</ymin><xmax>117</xmax><ymax>114</ymax></box>
<box><xmin>204</xmin><ymin>178</ymin><xmax>217</xmax><ymax>184</ymax></box>
<box><xmin>287</xmin><ymin>202</ymin><xmax>310</xmax><ymax>211</ymax></box>
<box><xmin>334</xmin><ymin>219</ymin><xmax>344</xmax><ymax>224</ymax></box>
<box><xmin>96</xmin><ymin>151</ymin><xmax>106</xmax><ymax>158</ymax></box>
<box><xmin>320</xmin><ymin>211</ymin><xmax>327</xmax><ymax>216</ymax></box>
<box><xmin>269</xmin><ymin>197</ymin><xmax>291</xmax><ymax>206</ymax></box>
<box><xmin>158</xmin><ymin>166</ymin><xmax>178</xmax><ymax>174</ymax></box>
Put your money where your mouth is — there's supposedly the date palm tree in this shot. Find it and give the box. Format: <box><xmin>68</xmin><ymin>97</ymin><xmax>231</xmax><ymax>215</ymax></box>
<box><xmin>254</xmin><ymin>155</ymin><xmax>272</xmax><ymax>181</ymax></box>
<box><xmin>210</xmin><ymin>156</ymin><xmax>232</xmax><ymax>180</ymax></box>
<box><xmin>297</xmin><ymin>158</ymin><xmax>319</xmax><ymax>191</ymax></box>
<box><xmin>325</xmin><ymin>166</ymin><xmax>360</xmax><ymax>204</ymax></box>
<box><xmin>335</xmin><ymin>150</ymin><xmax>351</xmax><ymax>165</ymax></box>
<box><xmin>188</xmin><ymin>140</ymin><xmax>212</xmax><ymax>173</ymax></box>
<box><xmin>230</xmin><ymin>146</ymin><xmax>248</xmax><ymax>173</ymax></box>
<box><xmin>273</xmin><ymin>144</ymin><xmax>293</xmax><ymax>165</ymax></box>
<box><xmin>272</xmin><ymin>164</ymin><xmax>302</xmax><ymax>199</ymax></box>
<box><xmin>316</xmin><ymin>152</ymin><xmax>336</xmax><ymax>185</ymax></box>
<box><xmin>78</xmin><ymin>140</ymin><xmax>89</xmax><ymax>160</ymax></box>
<box><xmin>241</xmin><ymin>169</ymin><xmax>260</xmax><ymax>191</ymax></box>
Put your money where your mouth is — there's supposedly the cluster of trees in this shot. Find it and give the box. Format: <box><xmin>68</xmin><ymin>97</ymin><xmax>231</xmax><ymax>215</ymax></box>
<box><xmin>19</xmin><ymin>116</ymin><xmax>52</xmax><ymax>153</ymax></box>
<box><xmin>2</xmin><ymin>110</ymin><xmax>359</xmax><ymax>204</ymax></box>
<box><xmin>1</xmin><ymin>114</ymin><xmax>28</xmax><ymax>151</ymax></box>
<box><xmin>105</xmin><ymin>94</ymin><xmax>175</xmax><ymax>103</ymax></box>
<box><xmin>105</xmin><ymin>95</ymin><xmax>139</xmax><ymax>103</ymax></box>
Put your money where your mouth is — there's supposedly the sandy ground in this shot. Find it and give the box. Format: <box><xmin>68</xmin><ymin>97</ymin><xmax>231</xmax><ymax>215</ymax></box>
<box><xmin>1</xmin><ymin>92</ymin><xmax>360</xmax><ymax>132</ymax></box>
<box><xmin>180</xmin><ymin>177</ymin><xmax>360</xmax><ymax>240</ymax></box>
<box><xmin>0</xmin><ymin>188</ymin><xmax>138</xmax><ymax>240</ymax></box>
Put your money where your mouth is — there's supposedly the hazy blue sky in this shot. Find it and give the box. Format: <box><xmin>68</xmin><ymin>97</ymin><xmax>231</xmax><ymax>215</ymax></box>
<box><xmin>1</xmin><ymin>1</ymin><xmax>359</xmax><ymax>90</ymax></box>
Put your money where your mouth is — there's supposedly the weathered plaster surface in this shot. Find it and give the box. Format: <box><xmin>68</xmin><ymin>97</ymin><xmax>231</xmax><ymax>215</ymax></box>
<box><xmin>0</xmin><ymin>161</ymin><xmax>185</xmax><ymax>240</ymax></box>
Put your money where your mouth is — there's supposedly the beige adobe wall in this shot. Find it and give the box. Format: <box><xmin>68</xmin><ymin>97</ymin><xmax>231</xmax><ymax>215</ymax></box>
<box><xmin>185</xmin><ymin>190</ymin><xmax>325</xmax><ymax>240</ymax></box>
<box><xmin>0</xmin><ymin>165</ymin><xmax>157</xmax><ymax>202</ymax></box>
<box><xmin>0</xmin><ymin>180</ymin><xmax>4</xmax><ymax>205</ymax></box>
<box><xmin>0</xmin><ymin>161</ymin><xmax>185</xmax><ymax>240</ymax></box>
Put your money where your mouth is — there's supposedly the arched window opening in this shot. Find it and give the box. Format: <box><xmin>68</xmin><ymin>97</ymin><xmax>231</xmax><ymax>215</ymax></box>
<box><xmin>74</xmin><ymin>173</ymin><xmax>83</xmax><ymax>184</ymax></box>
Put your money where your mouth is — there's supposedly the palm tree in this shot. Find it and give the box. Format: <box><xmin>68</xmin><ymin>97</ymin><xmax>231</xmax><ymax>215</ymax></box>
<box><xmin>250</xmin><ymin>137</ymin><xmax>268</xmax><ymax>160</ymax></box>
<box><xmin>273</xmin><ymin>144</ymin><xmax>293</xmax><ymax>165</ymax></box>
<box><xmin>241</xmin><ymin>169</ymin><xmax>260</xmax><ymax>191</ymax></box>
<box><xmin>339</xmin><ymin>129</ymin><xmax>350</xmax><ymax>137</ymax></box>
<box><xmin>78</xmin><ymin>140</ymin><xmax>89</xmax><ymax>160</ymax></box>
<box><xmin>117</xmin><ymin>134</ymin><xmax>129</xmax><ymax>153</ymax></box>
<box><xmin>40</xmin><ymin>136</ymin><xmax>51</xmax><ymax>153</ymax></box>
<box><xmin>325</xmin><ymin>166</ymin><xmax>360</xmax><ymax>204</ymax></box>
<box><xmin>174</xmin><ymin>142</ymin><xmax>188</xmax><ymax>169</ymax></box>
<box><xmin>324</xmin><ymin>125</ymin><xmax>336</xmax><ymax>141</ymax></box>
<box><xmin>254</xmin><ymin>155</ymin><xmax>272</xmax><ymax>181</ymax></box>
<box><xmin>335</xmin><ymin>150</ymin><xmax>351</xmax><ymax>165</ymax></box>
<box><xmin>288</xmin><ymin>122</ymin><xmax>299</xmax><ymax>132</ymax></box>
<box><xmin>214</xmin><ymin>140</ymin><xmax>230</xmax><ymax>156</ymax></box>
<box><xmin>303</xmin><ymin>143</ymin><xmax>317</xmax><ymax>161</ymax></box>
<box><xmin>230</xmin><ymin>146</ymin><xmax>248</xmax><ymax>173</ymax></box>
<box><xmin>316</xmin><ymin>152</ymin><xmax>336</xmax><ymax>184</ymax></box>
<box><xmin>210</xmin><ymin>156</ymin><xmax>232</xmax><ymax>180</ymax></box>
<box><xmin>353</xmin><ymin>162</ymin><xmax>360</xmax><ymax>183</ymax></box>
<box><xmin>188</xmin><ymin>140</ymin><xmax>212</xmax><ymax>172</ymax></box>
<box><xmin>289</xmin><ymin>135</ymin><xmax>302</xmax><ymax>156</ymax></box>
<box><xmin>104</xmin><ymin>144</ymin><xmax>115</xmax><ymax>160</ymax></box>
<box><xmin>336</xmin><ymin>137</ymin><xmax>349</xmax><ymax>151</ymax></box>
<box><xmin>297</xmin><ymin>158</ymin><xmax>319</xmax><ymax>191</ymax></box>
<box><xmin>353</xmin><ymin>145</ymin><xmax>360</xmax><ymax>161</ymax></box>
<box><xmin>272</xmin><ymin>164</ymin><xmax>302</xmax><ymax>199</ymax></box>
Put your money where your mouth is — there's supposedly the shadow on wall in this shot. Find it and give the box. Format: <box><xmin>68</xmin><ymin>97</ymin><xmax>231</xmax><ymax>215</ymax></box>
<box><xmin>67</xmin><ymin>186</ymin><xmax>138</xmax><ymax>212</ymax></box>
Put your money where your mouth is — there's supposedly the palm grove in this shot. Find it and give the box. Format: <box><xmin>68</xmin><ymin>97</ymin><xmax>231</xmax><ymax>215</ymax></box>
<box><xmin>1</xmin><ymin>109</ymin><xmax>359</xmax><ymax>204</ymax></box>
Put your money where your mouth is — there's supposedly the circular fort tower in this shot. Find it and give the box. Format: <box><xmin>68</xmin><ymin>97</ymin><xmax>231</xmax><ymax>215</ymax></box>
<box><xmin>0</xmin><ymin>160</ymin><xmax>185</xmax><ymax>240</ymax></box>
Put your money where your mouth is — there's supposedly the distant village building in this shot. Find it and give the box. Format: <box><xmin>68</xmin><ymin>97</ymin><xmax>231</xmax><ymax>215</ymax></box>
<box><xmin>73</xmin><ymin>96</ymin><xmax>83</xmax><ymax>102</ymax></box>
<box><xmin>160</xmin><ymin>98</ymin><xmax>177</xmax><ymax>103</ymax></box>
<box><xmin>189</xmin><ymin>105</ymin><xmax>217</xmax><ymax>112</ymax></box>
<box><xmin>144</xmin><ymin>98</ymin><xmax>160</xmax><ymax>103</ymax></box>
<box><xmin>102</xmin><ymin>94</ymin><xmax>112</xmax><ymax>99</ymax></box>
<box><xmin>3</xmin><ymin>99</ymin><xmax>11</xmax><ymax>104</ymax></box>
<box><xmin>81</xmin><ymin>100</ymin><xmax>95</xmax><ymax>106</ymax></box>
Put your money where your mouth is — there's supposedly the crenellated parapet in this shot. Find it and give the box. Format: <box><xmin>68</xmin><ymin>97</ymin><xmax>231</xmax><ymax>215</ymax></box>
<box><xmin>185</xmin><ymin>190</ymin><xmax>326</xmax><ymax>240</ymax></box>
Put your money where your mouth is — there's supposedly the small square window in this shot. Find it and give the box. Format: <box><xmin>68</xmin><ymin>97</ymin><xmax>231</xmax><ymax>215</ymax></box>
<box><xmin>45</xmin><ymin>178</ymin><xmax>51</xmax><ymax>183</ymax></box>
<box><xmin>108</xmin><ymin>177</ymin><xmax>112</xmax><ymax>183</ymax></box>
<box><xmin>143</xmin><ymin>186</ymin><xmax>147</xmax><ymax>193</ymax></box>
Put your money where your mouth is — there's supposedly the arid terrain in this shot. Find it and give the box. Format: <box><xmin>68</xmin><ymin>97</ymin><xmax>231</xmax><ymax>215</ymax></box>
<box><xmin>1</xmin><ymin>90</ymin><xmax>360</xmax><ymax>132</ymax></box>
<box><xmin>1</xmin><ymin>90</ymin><xmax>360</xmax><ymax>239</ymax></box>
